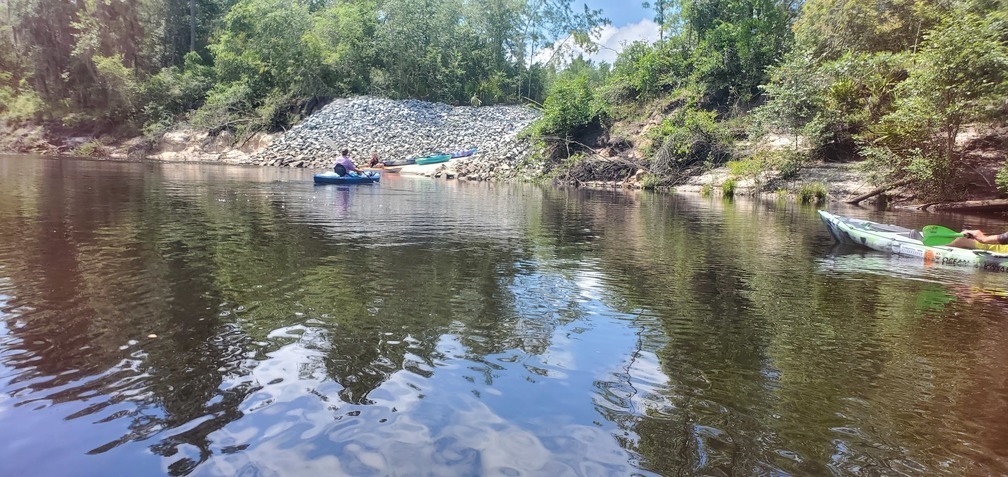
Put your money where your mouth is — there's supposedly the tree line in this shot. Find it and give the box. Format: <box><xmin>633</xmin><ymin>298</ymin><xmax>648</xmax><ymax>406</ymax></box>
<box><xmin>533</xmin><ymin>0</ymin><xmax>1008</xmax><ymax>199</ymax></box>
<box><xmin>0</xmin><ymin>0</ymin><xmax>605</xmax><ymax>138</ymax></box>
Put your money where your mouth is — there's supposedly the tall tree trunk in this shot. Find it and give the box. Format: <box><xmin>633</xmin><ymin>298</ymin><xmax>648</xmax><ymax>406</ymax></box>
<box><xmin>189</xmin><ymin>0</ymin><xmax>195</xmax><ymax>52</ymax></box>
<box><xmin>7</xmin><ymin>1</ymin><xmax>13</xmax><ymax>53</ymax></box>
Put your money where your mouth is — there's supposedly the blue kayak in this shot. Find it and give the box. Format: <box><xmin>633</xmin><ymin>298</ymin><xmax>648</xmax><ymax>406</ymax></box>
<box><xmin>449</xmin><ymin>147</ymin><xmax>477</xmax><ymax>158</ymax></box>
<box><xmin>313</xmin><ymin>171</ymin><xmax>380</xmax><ymax>185</ymax></box>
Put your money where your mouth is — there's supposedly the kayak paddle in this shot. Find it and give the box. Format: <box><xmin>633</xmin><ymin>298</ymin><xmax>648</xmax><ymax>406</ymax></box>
<box><xmin>921</xmin><ymin>225</ymin><xmax>969</xmax><ymax>246</ymax></box>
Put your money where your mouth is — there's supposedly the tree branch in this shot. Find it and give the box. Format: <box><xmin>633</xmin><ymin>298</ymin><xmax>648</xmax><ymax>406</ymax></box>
<box><xmin>844</xmin><ymin>178</ymin><xmax>913</xmax><ymax>205</ymax></box>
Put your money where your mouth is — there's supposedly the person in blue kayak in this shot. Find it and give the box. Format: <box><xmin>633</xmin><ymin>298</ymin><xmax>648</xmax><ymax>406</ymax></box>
<box><xmin>333</xmin><ymin>148</ymin><xmax>360</xmax><ymax>176</ymax></box>
<box><xmin>950</xmin><ymin>229</ymin><xmax>1008</xmax><ymax>253</ymax></box>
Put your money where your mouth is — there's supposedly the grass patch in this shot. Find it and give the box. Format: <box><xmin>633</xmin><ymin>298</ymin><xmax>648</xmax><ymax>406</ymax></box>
<box><xmin>700</xmin><ymin>183</ymin><xmax>714</xmax><ymax>197</ymax></box>
<box><xmin>722</xmin><ymin>177</ymin><xmax>737</xmax><ymax>198</ymax></box>
<box><xmin>73</xmin><ymin>140</ymin><xmax>106</xmax><ymax>158</ymax></box>
<box><xmin>639</xmin><ymin>173</ymin><xmax>660</xmax><ymax>189</ymax></box>
<box><xmin>797</xmin><ymin>182</ymin><xmax>828</xmax><ymax>205</ymax></box>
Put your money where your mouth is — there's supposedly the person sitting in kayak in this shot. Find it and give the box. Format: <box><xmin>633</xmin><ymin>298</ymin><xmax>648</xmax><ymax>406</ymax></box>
<box><xmin>333</xmin><ymin>149</ymin><xmax>360</xmax><ymax>176</ymax></box>
<box><xmin>368</xmin><ymin>152</ymin><xmax>383</xmax><ymax>168</ymax></box>
<box><xmin>950</xmin><ymin>230</ymin><xmax>1008</xmax><ymax>253</ymax></box>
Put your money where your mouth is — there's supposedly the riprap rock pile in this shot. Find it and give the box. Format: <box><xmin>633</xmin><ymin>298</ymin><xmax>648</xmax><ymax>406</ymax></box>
<box><xmin>252</xmin><ymin>97</ymin><xmax>540</xmax><ymax>172</ymax></box>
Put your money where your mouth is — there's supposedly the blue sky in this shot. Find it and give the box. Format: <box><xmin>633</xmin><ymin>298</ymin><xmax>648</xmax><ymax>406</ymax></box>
<box><xmin>583</xmin><ymin>0</ymin><xmax>652</xmax><ymax>28</ymax></box>
<box><xmin>534</xmin><ymin>1</ymin><xmax>659</xmax><ymax>64</ymax></box>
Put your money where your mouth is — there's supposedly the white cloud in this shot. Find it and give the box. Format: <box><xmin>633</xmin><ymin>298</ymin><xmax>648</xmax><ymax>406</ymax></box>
<box><xmin>534</xmin><ymin>18</ymin><xmax>661</xmax><ymax>66</ymax></box>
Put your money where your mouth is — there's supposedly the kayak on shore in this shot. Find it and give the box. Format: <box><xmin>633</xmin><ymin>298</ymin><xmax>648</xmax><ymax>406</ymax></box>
<box><xmin>819</xmin><ymin>210</ymin><xmax>1008</xmax><ymax>273</ymax></box>
<box><xmin>415</xmin><ymin>154</ymin><xmax>451</xmax><ymax>165</ymax></box>
<box><xmin>448</xmin><ymin>147</ymin><xmax>477</xmax><ymax>158</ymax></box>
<box><xmin>313</xmin><ymin>170</ymin><xmax>380</xmax><ymax>185</ymax></box>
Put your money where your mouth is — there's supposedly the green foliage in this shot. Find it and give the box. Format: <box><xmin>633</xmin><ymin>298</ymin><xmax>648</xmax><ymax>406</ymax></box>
<box><xmin>755</xmin><ymin>45</ymin><xmax>911</xmax><ymax>161</ymax></box>
<box><xmin>721</xmin><ymin>177</ymin><xmax>737</xmax><ymax>198</ymax></box>
<box><xmin>688</xmin><ymin>0</ymin><xmax>794</xmax><ymax>108</ymax></box>
<box><xmin>0</xmin><ymin>74</ymin><xmax>44</xmax><ymax>122</ymax></box>
<box><xmin>648</xmin><ymin>107</ymin><xmax>732</xmax><ymax>178</ymax></box>
<box><xmin>140</xmin><ymin>52</ymin><xmax>214</xmax><ymax>139</ymax></box>
<box><xmin>73</xmin><ymin>140</ymin><xmax>106</xmax><ymax>158</ymax></box>
<box><xmin>858</xmin><ymin>9</ymin><xmax>1008</xmax><ymax>198</ymax></box>
<box><xmin>724</xmin><ymin>148</ymin><xmax>808</xmax><ymax>192</ymax></box>
<box><xmin>794</xmin><ymin>0</ymin><xmax>950</xmax><ymax>60</ymax></box>
<box><xmin>814</xmin><ymin>52</ymin><xmax>909</xmax><ymax>156</ymax></box>
<box><xmin>197</xmin><ymin>0</ymin><xmax>330</xmax><ymax>133</ymax></box>
<box><xmin>643</xmin><ymin>0</ymin><xmax>674</xmax><ymax>40</ymax></box>
<box><xmin>700</xmin><ymin>183</ymin><xmax>714</xmax><ymax>197</ymax></box>
<box><xmin>531</xmin><ymin>72</ymin><xmax>604</xmax><ymax>138</ymax></box>
<box><xmin>796</xmin><ymin>182</ymin><xmax>828</xmax><ymax>205</ymax></box>
<box><xmin>755</xmin><ymin>50</ymin><xmax>825</xmax><ymax>146</ymax></box>
<box><xmin>1</xmin><ymin>0</ymin><xmax>610</xmax><ymax>137</ymax></box>
<box><xmin>639</xmin><ymin>173</ymin><xmax>661</xmax><ymax>189</ymax></box>
<box><xmin>561</xmin><ymin>0</ymin><xmax>795</xmax><ymax>118</ymax></box>
<box><xmin>92</xmin><ymin>54</ymin><xmax>141</xmax><ymax>121</ymax></box>
<box><xmin>601</xmin><ymin>39</ymin><xmax>691</xmax><ymax>104</ymax></box>
<box><xmin>192</xmin><ymin>82</ymin><xmax>255</xmax><ymax>133</ymax></box>
<box><xmin>996</xmin><ymin>161</ymin><xmax>1008</xmax><ymax>195</ymax></box>
<box><xmin>307</xmin><ymin>1</ymin><xmax>376</xmax><ymax>95</ymax></box>
<box><xmin>726</xmin><ymin>157</ymin><xmax>766</xmax><ymax>180</ymax></box>
<box><xmin>774</xmin><ymin>150</ymin><xmax>806</xmax><ymax>180</ymax></box>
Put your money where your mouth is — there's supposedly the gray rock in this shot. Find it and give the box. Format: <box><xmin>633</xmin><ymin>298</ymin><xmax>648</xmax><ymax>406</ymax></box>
<box><xmin>251</xmin><ymin>96</ymin><xmax>541</xmax><ymax>181</ymax></box>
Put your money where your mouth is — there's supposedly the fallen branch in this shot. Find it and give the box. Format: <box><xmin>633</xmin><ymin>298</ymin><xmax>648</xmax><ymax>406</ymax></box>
<box><xmin>845</xmin><ymin>178</ymin><xmax>913</xmax><ymax>205</ymax></box>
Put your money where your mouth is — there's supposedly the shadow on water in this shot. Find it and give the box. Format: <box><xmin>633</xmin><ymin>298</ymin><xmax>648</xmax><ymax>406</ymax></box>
<box><xmin>0</xmin><ymin>157</ymin><xmax>1007</xmax><ymax>475</ymax></box>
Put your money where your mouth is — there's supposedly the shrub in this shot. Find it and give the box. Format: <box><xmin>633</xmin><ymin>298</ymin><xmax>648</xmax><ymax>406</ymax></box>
<box><xmin>700</xmin><ymin>183</ymin><xmax>714</xmax><ymax>197</ymax></box>
<box><xmin>192</xmin><ymin>82</ymin><xmax>254</xmax><ymax>135</ymax></box>
<box><xmin>93</xmin><ymin>54</ymin><xmax>140</xmax><ymax>121</ymax></box>
<box><xmin>996</xmin><ymin>161</ymin><xmax>1008</xmax><ymax>195</ymax></box>
<box><xmin>602</xmin><ymin>40</ymin><xmax>690</xmax><ymax>104</ymax></box>
<box><xmin>776</xmin><ymin>149</ymin><xmax>806</xmax><ymax>180</ymax></box>
<box><xmin>74</xmin><ymin>141</ymin><xmax>106</xmax><ymax>158</ymax></box>
<box><xmin>648</xmin><ymin>107</ymin><xmax>732</xmax><ymax>180</ymax></box>
<box><xmin>0</xmin><ymin>88</ymin><xmax>44</xmax><ymax>122</ymax></box>
<box><xmin>532</xmin><ymin>72</ymin><xmax>604</xmax><ymax>138</ymax></box>
<box><xmin>639</xmin><ymin>173</ymin><xmax>661</xmax><ymax>189</ymax></box>
<box><xmin>797</xmin><ymin>182</ymin><xmax>829</xmax><ymax>205</ymax></box>
<box><xmin>139</xmin><ymin>52</ymin><xmax>213</xmax><ymax>137</ymax></box>
<box><xmin>722</xmin><ymin>177</ymin><xmax>737</xmax><ymax>198</ymax></box>
<box><xmin>727</xmin><ymin>156</ymin><xmax>769</xmax><ymax>191</ymax></box>
<box><xmin>855</xmin><ymin>11</ymin><xmax>1008</xmax><ymax>200</ymax></box>
<box><xmin>726</xmin><ymin>149</ymin><xmax>807</xmax><ymax>193</ymax></box>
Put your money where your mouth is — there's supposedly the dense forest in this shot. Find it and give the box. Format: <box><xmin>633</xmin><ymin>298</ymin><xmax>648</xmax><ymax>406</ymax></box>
<box><xmin>0</xmin><ymin>0</ymin><xmax>604</xmax><ymax>135</ymax></box>
<box><xmin>1</xmin><ymin>0</ymin><xmax>1006</xmax><ymax>199</ymax></box>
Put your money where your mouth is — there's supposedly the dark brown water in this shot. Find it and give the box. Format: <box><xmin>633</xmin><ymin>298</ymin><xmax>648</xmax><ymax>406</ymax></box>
<box><xmin>1</xmin><ymin>156</ymin><xmax>1007</xmax><ymax>476</ymax></box>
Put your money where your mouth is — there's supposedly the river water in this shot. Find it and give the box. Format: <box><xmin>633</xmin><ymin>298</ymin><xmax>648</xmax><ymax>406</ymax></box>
<box><xmin>1</xmin><ymin>156</ymin><xmax>1006</xmax><ymax>476</ymax></box>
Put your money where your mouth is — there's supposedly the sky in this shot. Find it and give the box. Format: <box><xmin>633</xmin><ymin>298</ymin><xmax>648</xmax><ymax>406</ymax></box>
<box><xmin>536</xmin><ymin>0</ymin><xmax>661</xmax><ymax>65</ymax></box>
<box><xmin>583</xmin><ymin>0</ymin><xmax>652</xmax><ymax>29</ymax></box>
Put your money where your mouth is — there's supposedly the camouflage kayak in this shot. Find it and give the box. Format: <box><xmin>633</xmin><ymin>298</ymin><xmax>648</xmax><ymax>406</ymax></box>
<box><xmin>819</xmin><ymin>210</ymin><xmax>1008</xmax><ymax>273</ymax></box>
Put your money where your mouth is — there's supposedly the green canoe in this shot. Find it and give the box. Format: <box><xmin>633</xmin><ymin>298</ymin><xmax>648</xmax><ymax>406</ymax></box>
<box><xmin>415</xmin><ymin>154</ymin><xmax>451</xmax><ymax>165</ymax></box>
<box><xmin>819</xmin><ymin>210</ymin><xmax>1008</xmax><ymax>273</ymax></box>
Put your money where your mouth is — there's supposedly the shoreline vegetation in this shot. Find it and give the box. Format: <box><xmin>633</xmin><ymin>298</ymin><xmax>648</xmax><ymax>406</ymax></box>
<box><xmin>1</xmin><ymin>0</ymin><xmax>1005</xmax><ymax>208</ymax></box>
